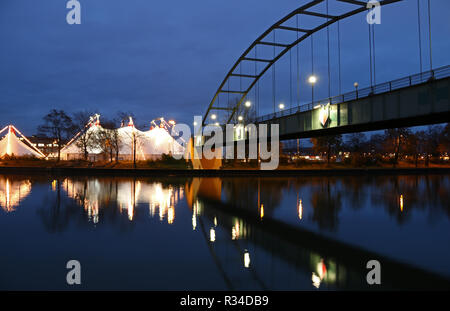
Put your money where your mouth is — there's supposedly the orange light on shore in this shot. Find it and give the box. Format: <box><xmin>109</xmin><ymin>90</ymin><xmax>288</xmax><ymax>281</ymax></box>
<box><xmin>168</xmin><ymin>120</ymin><xmax>176</xmax><ymax>125</ymax></box>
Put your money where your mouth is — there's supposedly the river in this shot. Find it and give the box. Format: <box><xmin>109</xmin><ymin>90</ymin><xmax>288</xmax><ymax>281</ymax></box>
<box><xmin>0</xmin><ymin>173</ymin><xmax>449</xmax><ymax>290</ymax></box>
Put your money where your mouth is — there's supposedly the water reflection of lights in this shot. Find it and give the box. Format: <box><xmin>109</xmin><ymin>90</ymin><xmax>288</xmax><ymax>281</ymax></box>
<box><xmin>399</xmin><ymin>194</ymin><xmax>404</xmax><ymax>212</ymax></box>
<box><xmin>192</xmin><ymin>204</ymin><xmax>198</xmax><ymax>231</ymax></box>
<box><xmin>298</xmin><ymin>199</ymin><xmax>303</xmax><ymax>220</ymax></box>
<box><xmin>210</xmin><ymin>227</ymin><xmax>216</xmax><ymax>242</ymax></box>
<box><xmin>168</xmin><ymin>206</ymin><xmax>175</xmax><ymax>224</ymax></box>
<box><xmin>0</xmin><ymin>178</ymin><xmax>32</xmax><ymax>213</ymax></box>
<box><xmin>51</xmin><ymin>179</ymin><xmax>57</xmax><ymax>191</ymax></box>
<box><xmin>61</xmin><ymin>179</ymin><xmax>183</xmax><ymax>224</ymax></box>
<box><xmin>310</xmin><ymin>255</ymin><xmax>338</xmax><ymax>289</ymax></box>
<box><xmin>244</xmin><ymin>250</ymin><xmax>251</xmax><ymax>268</ymax></box>
<box><xmin>312</xmin><ymin>273</ymin><xmax>321</xmax><ymax>289</ymax></box>
<box><xmin>312</xmin><ymin>259</ymin><xmax>327</xmax><ymax>289</ymax></box>
<box><xmin>231</xmin><ymin>219</ymin><xmax>248</xmax><ymax>240</ymax></box>
<box><xmin>214</xmin><ymin>216</ymin><xmax>217</xmax><ymax>227</ymax></box>
<box><xmin>86</xmin><ymin>200</ymin><xmax>99</xmax><ymax>224</ymax></box>
<box><xmin>232</xmin><ymin>220</ymin><xmax>240</xmax><ymax>240</ymax></box>
<box><xmin>260</xmin><ymin>204</ymin><xmax>264</xmax><ymax>220</ymax></box>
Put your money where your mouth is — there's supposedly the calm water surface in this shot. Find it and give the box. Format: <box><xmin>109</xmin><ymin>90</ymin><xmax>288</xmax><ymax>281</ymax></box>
<box><xmin>0</xmin><ymin>174</ymin><xmax>449</xmax><ymax>290</ymax></box>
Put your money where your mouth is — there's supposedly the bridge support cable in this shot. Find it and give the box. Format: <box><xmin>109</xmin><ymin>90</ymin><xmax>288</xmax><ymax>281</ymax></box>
<box><xmin>427</xmin><ymin>0</ymin><xmax>433</xmax><ymax>72</ymax></box>
<box><xmin>337</xmin><ymin>20</ymin><xmax>342</xmax><ymax>94</ymax></box>
<box><xmin>240</xmin><ymin>64</ymin><xmax>242</xmax><ymax>95</ymax></box>
<box><xmin>417</xmin><ymin>0</ymin><xmax>423</xmax><ymax>75</ymax></box>
<box><xmin>254</xmin><ymin>46</ymin><xmax>258</xmax><ymax>116</ymax></box>
<box><xmin>372</xmin><ymin>24</ymin><xmax>377</xmax><ymax>85</ymax></box>
<box><xmin>368</xmin><ymin>22</ymin><xmax>373</xmax><ymax>88</ymax></box>
<box><xmin>202</xmin><ymin>0</ymin><xmax>404</xmax><ymax>126</ymax></box>
<box><xmin>296</xmin><ymin>14</ymin><xmax>300</xmax><ymax>108</ymax></box>
<box><xmin>290</xmin><ymin>49</ymin><xmax>293</xmax><ymax>109</ymax></box>
<box><xmin>272</xmin><ymin>30</ymin><xmax>276</xmax><ymax>113</ymax></box>
<box><xmin>327</xmin><ymin>0</ymin><xmax>331</xmax><ymax>98</ymax></box>
<box><xmin>228</xmin><ymin>80</ymin><xmax>230</xmax><ymax>114</ymax></box>
<box><xmin>311</xmin><ymin>34</ymin><xmax>315</xmax><ymax>103</ymax></box>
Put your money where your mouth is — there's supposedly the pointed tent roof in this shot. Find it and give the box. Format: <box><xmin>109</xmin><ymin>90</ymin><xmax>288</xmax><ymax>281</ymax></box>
<box><xmin>61</xmin><ymin>124</ymin><xmax>103</xmax><ymax>155</ymax></box>
<box><xmin>61</xmin><ymin>114</ymin><xmax>103</xmax><ymax>155</ymax></box>
<box><xmin>0</xmin><ymin>125</ymin><xmax>45</xmax><ymax>158</ymax></box>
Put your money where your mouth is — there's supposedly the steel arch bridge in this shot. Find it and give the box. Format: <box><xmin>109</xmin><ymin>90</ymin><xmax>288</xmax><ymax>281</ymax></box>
<box><xmin>202</xmin><ymin>0</ymin><xmax>403</xmax><ymax>126</ymax></box>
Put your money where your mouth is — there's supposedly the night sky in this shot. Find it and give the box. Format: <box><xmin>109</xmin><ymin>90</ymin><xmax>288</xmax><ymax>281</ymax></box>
<box><xmin>0</xmin><ymin>0</ymin><xmax>449</xmax><ymax>134</ymax></box>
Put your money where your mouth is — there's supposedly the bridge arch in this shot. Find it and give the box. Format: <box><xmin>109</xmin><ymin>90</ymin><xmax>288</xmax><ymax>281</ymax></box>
<box><xmin>202</xmin><ymin>0</ymin><xmax>404</xmax><ymax>126</ymax></box>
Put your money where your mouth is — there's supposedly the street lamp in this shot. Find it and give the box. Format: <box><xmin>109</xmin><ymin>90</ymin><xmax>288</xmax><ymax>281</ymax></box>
<box><xmin>238</xmin><ymin>115</ymin><xmax>243</xmax><ymax>122</ymax></box>
<box><xmin>354</xmin><ymin>82</ymin><xmax>359</xmax><ymax>99</ymax></box>
<box><xmin>211</xmin><ymin>114</ymin><xmax>217</xmax><ymax>120</ymax></box>
<box><xmin>278</xmin><ymin>103</ymin><xmax>285</xmax><ymax>110</ymax></box>
<box><xmin>308</xmin><ymin>75</ymin><xmax>317</xmax><ymax>104</ymax></box>
<box><xmin>244</xmin><ymin>101</ymin><xmax>251</xmax><ymax>108</ymax></box>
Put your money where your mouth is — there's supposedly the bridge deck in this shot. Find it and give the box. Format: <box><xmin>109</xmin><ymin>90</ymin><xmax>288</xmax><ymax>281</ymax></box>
<box><xmin>256</xmin><ymin>66</ymin><xmax>450</xmax><ymax>139</ymax></box>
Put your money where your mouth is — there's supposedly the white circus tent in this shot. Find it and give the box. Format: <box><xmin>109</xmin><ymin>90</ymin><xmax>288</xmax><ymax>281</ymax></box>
<box><xmin>61</xmin><ymin>115</ymin><xmax>185</xmax><ymax>161</ymax></box>
<box><xmin>117</xmin><ymin>117</ymin><xmax>185</xmax><ymax>161</ymax></box>
<box><xmin>145</xmin><ymin>126</ymin><xmax>185</xmax><ymax>156</ymax></box>
<box><xmin>0</xmin><ymin>125</ymin><xmax>45</xmax><ymax>158</ymax></box>
<box><xmin>60</xmin><ymin>125</ymin><xmax>103</xmax><ymax>160</ymax></box>
<box><xmin>60</xmin><ymin>114</ymin><xmax>104</xmax><ymax>160</ymax></box>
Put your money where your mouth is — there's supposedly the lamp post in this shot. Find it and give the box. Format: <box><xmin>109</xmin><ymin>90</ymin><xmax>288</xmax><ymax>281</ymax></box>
<box><xmin>278</xmin><ymin>103</ymin><xmax>285</xmax><ymax>110</ymax></box>
<box><xmin>354</xmin><ymin>82</ymin><xmax>359</xmax><ymax>99</ymax></box>
<box><xmin>244</xmin><ymin>101</ymin><xmax>251</xmax><ymax>108</ymax></box>
<box><xmin>308</xmin><ymin>75</ymin><xmax>317</xmax><ymax>104</ymax></box>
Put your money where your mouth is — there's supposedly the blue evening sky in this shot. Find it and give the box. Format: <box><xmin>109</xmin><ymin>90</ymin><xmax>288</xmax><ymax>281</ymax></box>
<box><xmin>0</xmin><ymin>0</ymin><xmax>449</xmax><ymax>134</ymax></box>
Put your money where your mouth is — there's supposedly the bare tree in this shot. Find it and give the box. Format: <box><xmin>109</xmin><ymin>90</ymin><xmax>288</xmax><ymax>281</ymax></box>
<box><xmin>116</xmin><ymin>113</ymin><xmax>146</xmax><ymax>168</ymax></box>
<box><xmin>310</xmin><ymin>135</ymin><xmax>343</xmax><ymax>165</ymax></box>
<box><xmin>438</xmin><ymin>123</ymin><xmax>450</xmax><ymax>154</ymax></box>
<box><xmin>420</xmin><ymin>125</ymin><xmax>442</xmax><ymax>166</ymax></box>
<box><xmin>122</xmin><ymin>128</ymin><xmax>145</xmax><ymax>168</ymax></box>
<box><xmin>383</xmin><ymin>128</ymin><xmax>411</xmax><ymax>166</ymax></box>
<box><xmin>95</xmin><ymin>119</ymin><xmax>122</xmax><ymax>162</ymax></box>
<box><xmin>72</xmin><ymin>111</ymin><xmax>98</xmax><ymax>160</ymax></box>
<box><xmin>347</xmin><ymin>133</ymin><xmax>367</xmax><ymax>153</ymax></box>
<box><xmin>38</xmin><ymin>109</ymin><xmax>75</xmax><ymax>161</ymax></box>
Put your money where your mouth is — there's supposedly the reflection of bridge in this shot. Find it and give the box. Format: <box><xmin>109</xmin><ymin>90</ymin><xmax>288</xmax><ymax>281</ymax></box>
<box><xmin>200</xmin><ymin>0</ymin><xmax>449</xmax><ymax>141</ymax></box>
<box><xmin>190</xmin><ymin>181</ymin><xmax>450</xmax><ymax>290</ymax></box>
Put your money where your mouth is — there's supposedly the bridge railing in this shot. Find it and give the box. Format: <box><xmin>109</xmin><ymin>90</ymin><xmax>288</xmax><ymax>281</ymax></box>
<box><xmin>256</xmin><ymin>65</ymin><xmax>450</xmax><ymax>122</ymax></box>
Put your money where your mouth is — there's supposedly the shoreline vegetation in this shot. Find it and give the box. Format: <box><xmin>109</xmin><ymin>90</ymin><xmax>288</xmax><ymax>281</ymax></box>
<box><xmin>0</xmin><ymin>158</ymin><xmax>449</xmax><ymax>176</ymax></box>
